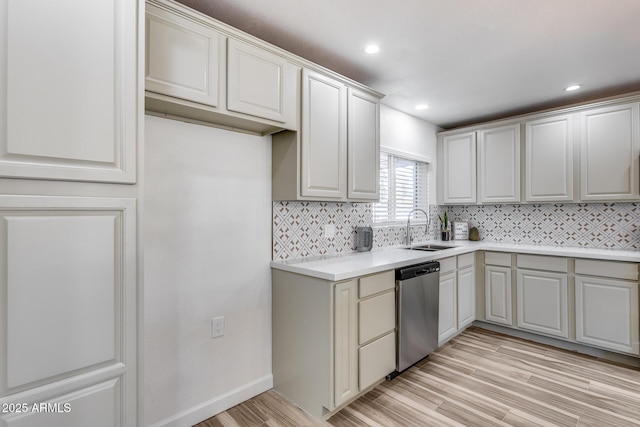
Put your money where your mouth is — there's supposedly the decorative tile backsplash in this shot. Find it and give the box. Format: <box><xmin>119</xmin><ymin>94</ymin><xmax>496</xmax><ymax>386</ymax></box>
<box><xmin>273</xmin><ymin>202</ymin><xmax>640</xmax><ymax>261</ymax></box>
<box><xmin>273</xmin><ymin>201</ymin><xmax>437</xmax><ymax>261</ymax></box>
<box><xmin>442</xmin><ymin>203</ymin><xmax>640</xmax><ymax>250</ymax></box>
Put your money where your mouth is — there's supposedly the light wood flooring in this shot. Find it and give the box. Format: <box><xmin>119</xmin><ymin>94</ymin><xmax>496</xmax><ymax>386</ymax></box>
<box><xmin>195</xmin><ymin>326</ymin><xmax>640</xmax><ymax>426</ymax></box>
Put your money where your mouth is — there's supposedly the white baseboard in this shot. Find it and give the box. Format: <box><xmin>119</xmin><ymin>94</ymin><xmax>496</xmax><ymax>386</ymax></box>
<box><xmin>148</xmin><ymin>374</ymin><xmax>273</xmax><ymax>427</ymax></box>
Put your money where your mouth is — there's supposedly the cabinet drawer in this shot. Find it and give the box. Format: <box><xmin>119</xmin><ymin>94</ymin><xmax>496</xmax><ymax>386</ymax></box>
<box><xmin>439</xmin><ymin>256</ymin><xmax>457</xmax><ymax>274</ymax></box>
<box><xmin>485</xmin><ymin>252</ymin><xmax>511</xmax><ymax>267</ymax></box>
<box><xmin>359</xmin><ymin>291</ymin><xmax>395</xmax><ymax>344</ymax></box>
<box><xmin>575</xmin><ymin>259</ymin><xmax>638</xmax><ymax>281</ymax></box>
<box><xmin>517</xmin><ymin>254</ymin><xmax>568</xmax><ymax>273</ymax></box>
<box><xmin>359</xmin><ymin>270</ymin><xmax>395</xmax><ymax>298</ymax></box>
<box><xmin>458</xmin><ymin>253</ymin><xmax>475</xmax><ymax>269</ymax></box>
<box><xmin>359</xmin><ymin>331</ymin><xmax>396</xmax><ymax>391</ymax></box>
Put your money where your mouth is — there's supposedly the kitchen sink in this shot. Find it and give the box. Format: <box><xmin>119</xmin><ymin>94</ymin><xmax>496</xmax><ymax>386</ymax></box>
<box><xmin>405</xmin><ymin>244</ymin><xmax>453</xmax><ymax>251</ymax></box>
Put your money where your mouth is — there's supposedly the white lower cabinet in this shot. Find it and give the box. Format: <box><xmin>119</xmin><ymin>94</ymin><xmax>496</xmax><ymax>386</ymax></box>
<box><xmin>438</xmin><ymin>271</ymin><xmax>457</xmax><ymax>345</ymax></box>
<box><xmin>438</xmin><ymin>254</ymin><xmax>475</xmax><ymax>346</ymax></box>
<box><xmin>457</xmin><ymin>265</ymin><xmax>476</xmax><ymax>329</ymax></box>
<box><xmin>516</xmin><ymin>269</ymin><xmax>569</xmax><ymax>338</ymax></box>
<box><xmin>272</xmin><ymin>269</ymin><xmax>395</xmax><ymax>418</ymax></box>
<box><xmin>575</xmin><ymin>275</ymin><xmax>639</xmax><ymax>355</ymax></box>
<box><xmin>485</xmin><ymin>265</ymin><xmax>513</xmax><ymax>326</ymax></box>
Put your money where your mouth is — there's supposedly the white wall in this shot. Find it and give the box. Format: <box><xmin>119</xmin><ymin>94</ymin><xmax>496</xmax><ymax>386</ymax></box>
<box><xmin>144</xmin><ymin>116</ymin><xmax>273</xmax><ymax>427</ymax></box>
<box><xmin>380</xmin><ymin>104</ymin><xmax>440</xmax><ymax>204</ymax></box>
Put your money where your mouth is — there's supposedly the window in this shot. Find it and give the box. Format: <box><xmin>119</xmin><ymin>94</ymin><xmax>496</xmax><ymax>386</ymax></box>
<box><xmin>373</xmin><ymin>152</ymin><xmax>429</xmax><ymax>224</ymax></box>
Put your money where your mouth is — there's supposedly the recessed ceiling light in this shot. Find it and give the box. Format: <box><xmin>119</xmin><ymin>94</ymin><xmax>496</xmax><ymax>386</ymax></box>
<box><xmin>565</xmin><ymin>84</ymin><xmax>581</xmax><ymax>92</ymax></box>
<box><xmin>364</xmin><ymin>44</ymin><xmax>379</xmax><ymax>54</ymax></box>
<box><xmin>415</xmin><ymin>104</ymin><xmax>429</xmax><ymax>110</ymax></box>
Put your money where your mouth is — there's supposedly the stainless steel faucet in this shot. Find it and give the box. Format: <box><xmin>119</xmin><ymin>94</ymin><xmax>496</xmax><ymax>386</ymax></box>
<box><xmin>406</xmin><ymin>208</ymin><xmax>429</xmax><ymax>245</ymax></box>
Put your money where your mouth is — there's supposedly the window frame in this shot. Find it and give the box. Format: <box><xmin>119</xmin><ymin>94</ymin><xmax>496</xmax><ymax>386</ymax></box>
<box><xmin>373</xmin><ymin>150</ymin><xmax>430</xmax><ymax>226</ymax></box>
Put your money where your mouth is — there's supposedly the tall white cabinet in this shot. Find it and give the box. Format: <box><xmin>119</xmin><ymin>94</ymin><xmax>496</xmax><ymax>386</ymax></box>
<box><xmin>0</xmin><ymin>1</ymin><xmax>142</xmax><ymax>426</ymax></box>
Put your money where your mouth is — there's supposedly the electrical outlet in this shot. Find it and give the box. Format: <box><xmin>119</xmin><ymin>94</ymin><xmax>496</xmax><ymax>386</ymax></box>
<box><xmin>324</xmin><ymin>224</ymin><xmax>335</xmax><ymax>238</ymax></box>
<box><xmin>211</xmin><ymin>316</ymin><xmax>224</xmax><ymax>338</ymax></box>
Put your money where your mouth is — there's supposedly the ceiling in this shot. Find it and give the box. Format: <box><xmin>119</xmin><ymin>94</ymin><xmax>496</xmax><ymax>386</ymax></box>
<box><xmin>176</xmin><ymin>0</ymin><xmax>640</xmax><ymax>129</ymax></box>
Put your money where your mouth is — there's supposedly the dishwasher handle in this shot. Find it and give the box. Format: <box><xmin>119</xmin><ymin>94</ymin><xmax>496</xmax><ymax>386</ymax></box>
<box><xmin>396</xmin><ymin>261</ymin><xmax>440</xmax><ymax>281</ymax></box>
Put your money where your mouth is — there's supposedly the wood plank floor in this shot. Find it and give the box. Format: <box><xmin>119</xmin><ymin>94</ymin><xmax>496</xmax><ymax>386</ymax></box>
<box><xmin>195</xmin><ymin>326</ymin><xmax>640</xmax><ymax>426</ymax></box>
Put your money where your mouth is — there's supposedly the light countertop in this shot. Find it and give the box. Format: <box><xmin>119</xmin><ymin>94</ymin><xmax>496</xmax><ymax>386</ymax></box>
<box><xmin>271</xmin><ymin>240</ymin><xmax>640</xmax><ymax>281</ymax></box>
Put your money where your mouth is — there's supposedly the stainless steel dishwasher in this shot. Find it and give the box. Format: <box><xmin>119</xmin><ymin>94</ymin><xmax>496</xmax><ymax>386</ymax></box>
<box><xmin>395</xmin><ymin>261</ymin><xmax>440</xmax><ymax>372</ymax></box>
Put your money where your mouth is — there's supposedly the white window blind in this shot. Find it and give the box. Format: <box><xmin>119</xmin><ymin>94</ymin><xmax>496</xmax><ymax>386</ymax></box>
<box><xmin>373</xmin><ymin>152</ymin><xmax>429</xmax><ymax>224</ymax></box>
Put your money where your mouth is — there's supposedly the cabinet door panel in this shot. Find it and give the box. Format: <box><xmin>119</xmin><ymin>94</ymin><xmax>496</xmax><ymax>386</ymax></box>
<box><xmin>348</xmin><ymin>88</ymin><xmax>379</xmax><ymax>200</ymax></box>
<box><xmin>575</xmin><ymin>276</ymin><xmax>639</xmax><ymax>354</ymax></box>
<box><xmin>1</xmin><ymin>379</ymin><xmax>119</xmax><ymax>427</ymax></box>
<box><xmin>443</xmin><ymin>133</ymin><xmax>476</xmax><ymax>204</ymax></box>
<box><xmin>227</xmin><ymin>38</ymin><xmax>287</xmax><ymax>122</ymax></box>
<box><xmin>580</xmin><ymin>102</ymin><xmax>640</xmax><ymax>201</ymax></box>
<box><xmin>525</xmin><ymin>115</ymin><xmax>574</xmax><ymax>201</ymax></box>
<box><xmin>0</xmin><ymin>0</ymin><xmax>137</xmax><ymax>183</ymax></box>
<box><xmin>146</xmin><ymin>4</ymin><xmax>220</xmax><ymax>107</ymax></box>
<box><xmin>457</xmin><ymin>267</ymin><xmax>475</xmax><ymax>330</ymax></box>
<box><xmin>516</xmin><ymin>269</ymin><xmax>568</xmax><ymax>338</ymax></box>
<box><xmin>478</xmin><ymin>124</ymin><xmax>521</xmax><ymax>203</ymax></box>
<box><xmin>438</xmin><ymin>272</ymin><xmax>457</xmax><ymax>345</ymax></box>
<box><xmin>301</xmin><ymin>70</ymin><xmax>347</xmax><ymax>199</ymax></box>
<box><xmin>485</xmin><ymin>266</ymin><xmax>512</xmax><ymax>326</ymax></box>
<box><xmin>333</xmin><ymin>280</ymin><xmax>357</xmax><ymax>406</ymax></box>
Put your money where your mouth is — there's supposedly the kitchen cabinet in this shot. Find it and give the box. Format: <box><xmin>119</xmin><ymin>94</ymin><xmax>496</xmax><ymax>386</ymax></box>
<box><xmin>441</xmin><ymin>132</ymin><xmax>477</xmax><ymax>204</ymax></box>
<box><xmin>0</xmin><ymin>1</ymin><xmax>142</xmax><ymax>425</ymax></box>
<box><xmin>272</xmin><ymin>269</ymin><xmax>395</xmax><ymax>418</ymax></box>
<box><xmin>438</xmin><ymin>254</ymin><xmax>475</xmax><ymax>345</ymax></box>
<box><xmin>579</xmin><ymin>102</ymin><xmax>640</xmax><ymax>201</ymax></box>
<box><xmin>227</xmin><ymin>38</ymin><xmax>290</xmax><ymax>122</ymax></box>
<box><xmin>300</xmin><ymin>69</ymin><xmax>348</xmax><ymax>199</ymax></box>
<box><xmin>272</xmin><ymin>71</ymin><xmax>382</xmax><ymax>201</ymax></box>
<box><xmin>0</xmin><ymin>0</ymin><xmax>138</xmax><ymax>183</ymax></box>
<box><xmin>146</xmin><ymin>3</ymin><xmax>221</xmax><ymax>107</ymax></box>
<box><xmin>575</xmin><ymin>259</ymin><xmax>639</xmax><ymax>355</ymax></box>
<box><xmin>477</xmin><ymin>124</ymin><xmax>521</xmax><ymax>203</ymax></box>
<box><xmin>516</xmin><ymin>255</ymin><xmax>569</xmax><ymax>338</ymax></box>
<box><xmin>438</xmin><ymin>267</ymin><xmax>457</xmax><ymax>345</ymax></box>
<box><xmin>457</xmin><ymin>256</ymin><xmax>476</xmax><ymax>329</ymax></box>
<box><xmin>145</xmin><ymin>0</ymin><xmax>299</xmax><ymax>134</ymax></box>
<box><xmin>439</xmin><ymin>94</ymin><xmax>640</xmax><ymax>204</ymax></box>
<box><xmin>484</xmin><ymin>252</ymin><xmax>513</xmax><ymax>326</ymax></box>
<box><xmin>347</xmin><ymin>88</ymin><xmax>380</xmax><ymax>200</ymax></box>
<box><xmin>524</xmin><ymin>114</ymin><xmax>575</xmax><ymax>202</ymax></box>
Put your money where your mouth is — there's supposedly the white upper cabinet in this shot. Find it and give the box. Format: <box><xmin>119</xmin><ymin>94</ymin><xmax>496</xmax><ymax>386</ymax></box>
<box><xmin>227</xmin><ymin>38</ymin><xmax>287</xmax><ymax>122</ymax></box>
<box><xmin>146</xmin><ymin>3</ymin><xmax>220</xmax><ymax>107</ymax></box>
<box><xmin>347</xmin><ymin>88</ymin><xmax>380</xmax><ymax>200</ymax></box>
<box><xmin>477</xmin><ymin>124</ymin><xmax>521</xmax><ymax>203</ymax></box>
<box><xmin>442</xmin><ymin>132</ymin><xmax>477</xmax><ymax>204</ymax></box>
<box><xmin>145</xmin><ymin>0</ymin><xmax>300</xmax><ymax>134</ymax></box>
<box><xmin>579</xmin><ymin>102</ymin><xmax>640</xmax><ymax>201</ymax></box>
<box><xmin>300</xmin><ymin>70</ymin><xmax>348</xmax><ymax>199</ymax></box>
<box><xmin>0</xmin><ymin>0</ymin><xmax>137</xmax><ymax>183</ymax></box>
<box><xmin>525</xmin><ymin>114</ymin><xmax>575</xmax><ymax>202</ymax></box>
